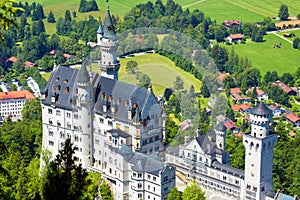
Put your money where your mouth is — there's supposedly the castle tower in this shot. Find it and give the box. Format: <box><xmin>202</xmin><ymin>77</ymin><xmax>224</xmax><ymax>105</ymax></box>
<box><xmin>76</xmin><ymin>61</ymin><xmax>94</xmax><ymax>168</ymax></box>
<box><xmin>242</xmin><ymin>102</ymin><xmax>277</xmax><ymax>200</ymax></box>
<box><xmin>215</xmin><ymin>122</ymin><xmax>226</xmax><ymax>151</ymax></box>
<box><xmin>97</xmin><ymin>3</ymin><xmax>120</xmax><ymax>80</ymax></box>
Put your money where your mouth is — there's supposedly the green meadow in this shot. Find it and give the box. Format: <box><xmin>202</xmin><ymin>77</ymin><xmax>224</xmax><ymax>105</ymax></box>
<box><xmin>222</xmin><ymin>34</ymin><xmax>300</xmax><ymax>76</ymax></box>
<box><xmin>119</xmin><ymin>53</ymin><xmax>202</xmax><ymax>95</ymax></box>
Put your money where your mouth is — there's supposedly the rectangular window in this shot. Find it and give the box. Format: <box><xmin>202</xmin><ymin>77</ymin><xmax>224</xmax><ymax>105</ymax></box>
<box><xmin>74</xmin><ymin>114</ymin><xmax>78</xmax><ymax>119</ymax></box>
<box><xmin>153</xmin><ymin>176</ymin><xmax>156</xmax><ymax>182</ymax></box>
<box><xmin>66</xmin><ymin>112</ymin><xmax>71</xmax><ymax>118</ymax></box>
<box><xmin>49</xmin><ymin>141</ymin><xmax>54</xmax><ymax>146</ymax></box>
<box><xmin>99</xmin><ymin>118</ymin><xmax>104</xmax><ymax>124</ymax></box>
<box><xmin>48</xmin><ymin>109</ymin><xmax>52</xmax><ymax>114</ymax></box>
<box><xmin>108</xmin><ymin>121</ymin><xmax>113</xmax><ymax>127</ymax></box>
<box><xmin>57</xmin><ymin>121</ymin><xmax>61</xmax><ymax>127</ymax></box>
<box><xmin>95</xmin><ymin>139</ymin><xmax>99</xmax><ymax>145</ymax></box>
<box><xmin>138</xmin><ymin>173</ymin><xmax>142</xmax><ymax>178</ymax></box>
<box><xmin>56</xmin><ymin>110</ymin><xmax>61</xmax><ymax>116</ymax></box>
<box><xmin>48</xmin><ymin>130</ymin><xmax>53</xmax><ymax>136</ymax></box>
<box><xmin>164</xmin><ymin>176</ymin><xmax>168</xmax><ymax>182</ymax></box>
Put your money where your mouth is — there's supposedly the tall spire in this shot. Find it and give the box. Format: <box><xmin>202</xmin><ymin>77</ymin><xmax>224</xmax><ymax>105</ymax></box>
<box><xmin>103</xmin><ymin>0</ymin><xmax>115</xmax><ymax>38</ymax></box>
<box><xmin>77</xmin><ymin>56</ymin><xmax>90</xmax><ymax>85</ymax></box>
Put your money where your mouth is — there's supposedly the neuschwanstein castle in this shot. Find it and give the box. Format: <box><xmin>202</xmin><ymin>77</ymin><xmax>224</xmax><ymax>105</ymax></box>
<box><xmin>41</xmin><ymin>4</ymin><xmax>297</xmax><ymax>200</ymax></box>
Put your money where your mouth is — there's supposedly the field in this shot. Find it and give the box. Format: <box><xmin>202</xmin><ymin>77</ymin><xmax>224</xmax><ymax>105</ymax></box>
<box><xmin>30</xmin><ymin>0</ymin><xmax>300</xmax><ymax>24</ymax></box>
<box><xmin>119</xmin><ymin>53</ymin><xmax>202</xmax><ymax>95</ymax></box>
<box><xmin>222</xmin><ymin>34</ymin><xmax>300</xmax><ymax>75</ymax></box>
<box><xmin>42</xmin><ymin>53</ymin><xmax>202</xmax><ymax>95</ymax></box>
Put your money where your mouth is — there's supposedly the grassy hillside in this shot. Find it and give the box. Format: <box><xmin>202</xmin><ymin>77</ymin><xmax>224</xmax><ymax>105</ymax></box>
<box><xmin>120</xmin><ymin>53</ymin><xmax>202</xmax><ymax>95</ymax></box>
<box><xmin>29</xmin><ymin>0</ymin><xmax>300</xmax><ymax>23</ymax></box>
<box><xmin>222</xmin><ymin>34</ymin><xmax>300</xmax><ymax>76</ymax></box>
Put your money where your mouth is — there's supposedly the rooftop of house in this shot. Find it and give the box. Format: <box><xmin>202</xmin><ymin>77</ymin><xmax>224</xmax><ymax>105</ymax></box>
<box><xmin>286</xmin><ymin>112</ymin><xmax>300</xmax><ymax>123</ymax></box>
<box><xmin>0</xmin><ymin>90</ymin><xmax>35</xmax><ymax>100</ymax></box>
<box><xmin>231</xmin><ymin>104</ymin><xmax>252</xmax><ymax>111</ymax></box>
<box><xmin>288</xmin><ymin>132</ymin><xmax>296</xmax><ymax>138</ymax></box>
<box><xmin>230</xmin><ymin>88</ymin><xmax>241</xmax><ymax>94</ymax></box>
<box><xmin>272</xmin><ymin>80</ymin><xmax>295</xmax><ymax>94</ymax></box>
<box><xmin>246</xmin><ymin>87</ymin><xmax>267</xmax><ymax>96</ymax></box>
<box><xmin>229</xmin><ymin>33</ymin><xmax>244</xmax><ymax>39</ymax></box>
<box><xmin>179</xmin><ymin>119</ymin><xmax>193</xmax><ymax>131</ymax></box>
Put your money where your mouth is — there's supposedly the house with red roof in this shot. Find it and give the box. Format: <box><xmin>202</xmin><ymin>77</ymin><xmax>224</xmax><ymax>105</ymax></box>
<box><xmin>224</xmin><ymin>120</ymin><xmax>239</xmax><ymax>134</ymax></box>
<box><xmin>25</xmin><ymin>61</ymin><xmax>36</xmax><ymax>69</ymax></box>
<box><xmin>0</xmin><ymin>90</ymin><xmax>35</xmax><ymax>120</ymax></box>
<box><xmin>286</xmin><ymin>112</ymin><xmax>300</xmax><ymax>127</ymax></box>
<box><xmin>246</xmin><ymin>87</ymin><xmax>269</xmax><ymax>101</ymax></box>
<box><xmin>272</xmin><ymin>80</ymin><xmax>297</xmax><ymax>96</ymax></box>
<box><xmin>232</xmin><ymin>104</ymin><xmax>252</xmax><ymax>115</ymax></box>
<box><xmin>288</xmin><ymin>132</ymin><xmax>296</xmax><ymax>138</ymax></box>
<box><xmin>228</xmin><ymin>34</ymin><xmax>244</xmax><ymax>43</ymax></box>
<box><xmin>223</xmin><ymin>20</ymin><xmax>241</xmax><ymax>28</ymax></box>
<box><xmin>230</xmin><ymin>88</ymin><xmax>250</xmax><ymax>104</ymax></box>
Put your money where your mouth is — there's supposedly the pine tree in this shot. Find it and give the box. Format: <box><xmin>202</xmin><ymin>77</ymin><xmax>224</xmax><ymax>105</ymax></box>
<box><xmin>37</xmin><ymin>19</ymin><xmax>45</xmax><ymax>34</ymax></box>
<box><xmin>47</xmin><ymin>10</ymin><xmax>55</xmax><ymax>23</ymax></box>
<box><xmin>65</xmin><ymin>9</ymin><xmax>72</xmax><ymax>22</ymax></box>
<box><xmin>42</xmin><ymin>139</ymin><xmax>90</xmax><ymax>200</ymax></box>
<box><xmin>36</xmin><ymin>4</ymin><xmax>45</xmax><ymax>19</ymax></box>
<box><xmin>201</xmin><ymin>83</ymin><xmax>210</xmax><ymax>98</ymax></box>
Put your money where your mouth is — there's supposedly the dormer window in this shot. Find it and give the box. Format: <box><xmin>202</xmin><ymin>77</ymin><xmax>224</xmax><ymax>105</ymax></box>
<box><xmin>108</xmin><ymin>26</ymin><xmax>112</xmax><ymax>31</ymax></box>
<box><xmin>56</xmin><ymin>77</ymin><xmax>59</xmax><ymax>82</ymax></box>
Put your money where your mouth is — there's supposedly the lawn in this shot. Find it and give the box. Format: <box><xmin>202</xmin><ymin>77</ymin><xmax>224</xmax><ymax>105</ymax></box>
<box><xmin>222</xmin><ymin>34</ymin><xmax>300</xmax><ymax>76</ymax></box>
<box><xmin>119</xmin><ymin>53</ymin><xmax>202</xmax><ymax>95</ymax></box>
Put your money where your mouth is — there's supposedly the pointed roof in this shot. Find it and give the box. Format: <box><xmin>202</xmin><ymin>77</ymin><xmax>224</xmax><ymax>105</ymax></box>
<box><xmin>97</xmin><ymin>23</ymin><xmax>103</xmax><ymax>34</ymax></box>
<box><xmin>77</xmin><ymin>62</ymin><xmax>90</xmax><ymax>84</ymax></box>
<box><xmin>215</xmin><ymin>122</ymin><xmax>226</xmax><ymax>132</ymax></box>
<box><xmin>250</xmin><ymin>102</ymin><xmax>272</xmax><ymax>115</ymax></box>
<box><xmin>103</xmin><ymin>8</ymin><xmax>115</xmax><ymax>38</ymax></box>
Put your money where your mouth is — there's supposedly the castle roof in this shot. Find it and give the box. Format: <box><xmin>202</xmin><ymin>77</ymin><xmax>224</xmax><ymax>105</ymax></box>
<box><xmin>77</xmin><ymin>62</ymin><xmax>90</xmax><ymax>84</ymax></box>
<box><xmin>107</xmin><ymin>129</ymin><xmax>131</xmax><ymax>138</ymax></box>
<box><xmin>215</xmin><ymin>122</ymin><xmax>226</xmax><ymax>132</ymax></box>
<box><xmin>97</xmin><ymin>23</ymin><xmax>103</xmax><ymax>34</ymax></box>
<box><xmin>250</xmin><ymin>102</ymin><xmax>272</xmax><ymax>115</ymax></box>
<box><xmin>43</xmin><ymin>65</ymin><xmax>158</xmax><ymax>124</ymax></box>
<box><xmin>103</xmin><ymin>9</ymin><xmax>115</xmax><ymax>38</ymax></box>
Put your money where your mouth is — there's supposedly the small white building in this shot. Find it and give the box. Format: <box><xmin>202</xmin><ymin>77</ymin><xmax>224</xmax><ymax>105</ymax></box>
<box><xmin>0</xmin><ymin>90</ymin><xmax>35</xmax><ymax>120</ymax></box>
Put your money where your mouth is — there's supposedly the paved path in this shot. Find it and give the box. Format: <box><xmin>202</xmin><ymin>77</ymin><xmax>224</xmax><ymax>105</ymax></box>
<box><xmin>270</xmin><ymin>32</ymin><xmax>293</xmax><ymax>44</ymax></box>
<box><xmin>182</xmin><ymin>0</ymin><xmax>206</xmax><ymax>8</ymax></box>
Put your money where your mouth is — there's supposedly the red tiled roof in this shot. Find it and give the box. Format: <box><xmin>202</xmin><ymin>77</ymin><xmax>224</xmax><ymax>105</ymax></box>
<box><xmin>272</xmin><ymin>80</ymin><xmax>294</xmax><ymax>94</ymax></box>
<box><xmin>231</xmin><ymin>104</ymin><xmax>252</xmax><ymax>111</ymax></box>
<box><xmin>63</xmin><ymin>54</ymin><xmax>72</xmax><ymax>59</ymax></box>
<box><xmin>224</xmin><ymin>121</ymin><xmax>238</xmax><ymax>129</ymax></box>
<box><xmin>0</xmin><ymin>90</ymin><xmax>35</xmax><ymax>100</ymax></box>
<box><xmin>229</xmin><ymin>34</ymin><xmax>244</xmax><ymax>40</ymax></box>
<box><xmin>6</xmin><ymin>56</ymin><xmax>18</xmax><ymax>63</ymax></box>
<box><xmin>25</xmin><ymin>61</ymin><xmax>36</xmax><ymax>68</ymax></box>
<box><xmin>218</xmin><ymin>73</ymin><xmax>229</xmax><ymax>82</ymax></box>
<box><xmin>247</xmin><ymin>87</ymin><xmax>266</xmax><ymax>96</ymax></box>
<box><xmin>230</xmin><ymin>88</ymin><xmax>241</xmax><ymax>94</ymax></box>
<box><xmin>288</xmin><ymin>132</ymin><xmax>296</xmax><ymax>138</ymax></box>
<box><xmin>224</xmin><ymin>20</ymin><xmax>240</xmax><ymax>26</ymax></box>
<box><xmin>231</xmin><ymin>93</ymin><xmax>250</xmax><ymax>101</ymax></box>
<box><xmin>286</xmin><ymin>113</ymin><xmax>300</xmax><ymax>123</ymax></box>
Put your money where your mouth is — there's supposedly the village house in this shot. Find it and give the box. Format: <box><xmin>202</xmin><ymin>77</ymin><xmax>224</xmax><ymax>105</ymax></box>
<box><xmin>246</xmin><ymin>87</ymin><xmax>269</xmax><ymax>101</ymax></box>
<box><xmin>223</xmin><ymin>20</ymin><xmax>241</xmax><ymax>28</ymax></box>
<box><xmin>268</xmin><ymin>105</ymin><xmax>282</xmax><ymax>117</ymax></box>
<box><xmin>230</xmin><ymin>88</ymin><xmax>250</xmax><ymax>104</ymax></box>
<box><xmin>285</xmin><ymin>112</ymin><xmax>300</xmax><ymax>127</ymax></box>
<box><xmin>231</xmin><ymin>104</ymin><xmax>252</xmax><ymax>115</ymax></box>
<box><xmin>179</xmin><ymin>119</ymin><xmax>193</xmax><ymax>131</ymax></box>
<box><xmin>288</xmin><ymin>132</ymin><xmax>296</xmax><ymax>139</ymax></box>
<box><xmin>272</xmin><ymin>80</ymin><xmax>297</xmax><ymax>96</ymax></box>
<box><xmin>217</xmin><ymin>73</ymin><xmax>229</xmax><ymax>86</ymax></box>
<box><xmin>224</xmin><ymin>120</ymin><xmax>240</xmax><ymax>134</ymax></box>
<box><xmin>227</xmin><ymin>34</ymin><xmax>244</xmax><ymax>43</ymax></box>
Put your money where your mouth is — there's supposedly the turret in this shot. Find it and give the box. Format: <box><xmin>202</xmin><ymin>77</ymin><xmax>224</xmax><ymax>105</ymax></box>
<box><xmin>215</xmin><ymin>122</ymin><xmax>226</xmax><ymax>151</ymax></box>
<box><xmin>242</xmin><ymin>102</ymin><xmax>277</xmax><ymax>200</ymax></box>
<box><xmin>75</xmin><ymin>60</ymin><xmax>94</xmax><ymax>168</ymax></box>
<box><xmin>98</xmin><ymin>2</ymin><xmax>120</xmax><ymax>80</ymax></box>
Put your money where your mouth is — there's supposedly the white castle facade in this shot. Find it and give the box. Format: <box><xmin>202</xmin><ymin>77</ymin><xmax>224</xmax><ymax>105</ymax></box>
<box><xmin>166</xmin><ymin>102</ymin><xmax>297</xmax><ymax>200</ymax></box>
<box><xmin>40</xmin><ymin>5</ymin><xmax>297</xmax><ymax>200</ymax></box>
<box><xmin>41</xmin><ymin>7</ymin><xmax>174</xmax><ymax>200</ymax></box>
